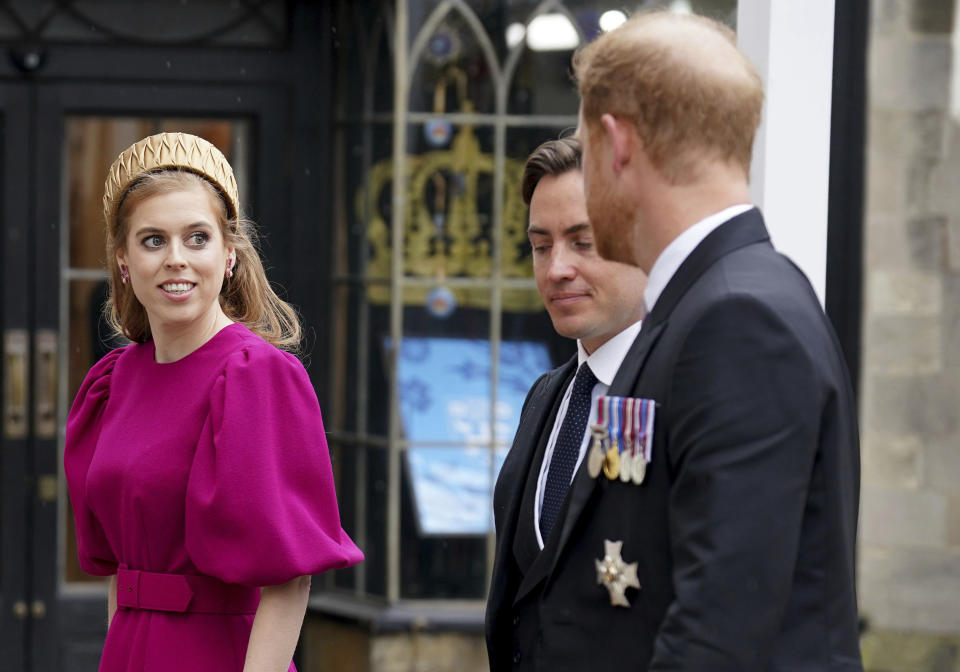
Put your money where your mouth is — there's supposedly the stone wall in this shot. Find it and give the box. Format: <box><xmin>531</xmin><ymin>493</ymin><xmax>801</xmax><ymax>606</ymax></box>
<box><xmin>860</xmin><ymin>1</ymin><xmax>960</xmax><ymax>669</ymax></box>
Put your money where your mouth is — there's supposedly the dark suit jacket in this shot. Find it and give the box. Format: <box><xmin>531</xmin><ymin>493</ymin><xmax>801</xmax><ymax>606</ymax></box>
<box><xmin>485</xmin><ymin>209</ymin><xmax>862</xmax><ymax>671</ymax></box>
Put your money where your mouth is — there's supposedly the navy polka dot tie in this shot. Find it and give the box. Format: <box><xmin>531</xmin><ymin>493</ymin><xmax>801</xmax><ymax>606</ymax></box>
<box><xmin>540</xmin><ymin>363</ymin><xmax>597</xmax><ymax>542</ymax></box>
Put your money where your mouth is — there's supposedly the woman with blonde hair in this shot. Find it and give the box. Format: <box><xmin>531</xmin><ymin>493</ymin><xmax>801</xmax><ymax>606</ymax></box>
<box><xmin>65</xmin><ymin>132</ymin><xmax>362</xmax><ymax>671</ymax></box>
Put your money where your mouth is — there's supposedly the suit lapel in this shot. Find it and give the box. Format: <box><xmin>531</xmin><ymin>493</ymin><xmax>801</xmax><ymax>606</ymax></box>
<box><xmin>495</xmin><ymin>357</ymin><xmax>576</xmax><ymax>523</ymax></box>
<box><xmin>545</xmin><ymin>321</ymin><xmax>667</xmax><ymax>582</ymax></box>
<box><xmin>489</xmin><ymin>358</ymin><xmax>575</xmax><ymax>610</ymax></box>
<box><xmin>535</xmin><ymin>209</ymin><xmax>773</xmax><ymax>588</ymax></box>
<box><xmin>607</xmin><ymin>321</ymin><xmax>667</xmax><ymax>397</ymax></box>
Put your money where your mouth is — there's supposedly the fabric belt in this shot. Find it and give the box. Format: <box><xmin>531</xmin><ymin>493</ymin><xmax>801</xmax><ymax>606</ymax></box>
<box><xmin>116</xmin><ymin>566</ymin><xmax>260</xmax><ymax>614</ymax></box>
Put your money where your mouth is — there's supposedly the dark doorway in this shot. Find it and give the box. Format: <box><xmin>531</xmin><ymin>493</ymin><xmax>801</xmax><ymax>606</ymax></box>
<box><xmin>0</xmin><ymin>3</ymin><xmax>332</xmax><ymax>670</ymax></box>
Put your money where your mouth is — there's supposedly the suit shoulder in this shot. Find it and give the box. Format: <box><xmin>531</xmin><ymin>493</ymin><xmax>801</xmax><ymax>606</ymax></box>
<box><xmin>538</xmin><ymin>356</ymin><xmax>578</xmax><ymax>393</ymax></box>
<box><xmin>519</xmin><ymin>357</ymin><xmax>575</xmax><ymax>415</ymax></box>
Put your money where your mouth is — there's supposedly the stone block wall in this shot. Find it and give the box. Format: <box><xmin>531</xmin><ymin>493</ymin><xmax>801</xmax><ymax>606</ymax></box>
<box><xmin>860</xmin><ymin>1</ymin><xmax>960</xmax><ymax>667</ymax></box>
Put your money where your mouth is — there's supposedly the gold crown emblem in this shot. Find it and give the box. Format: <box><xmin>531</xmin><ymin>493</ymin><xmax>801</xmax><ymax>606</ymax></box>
<box><xmin>363</xmin><ymin>123</ymin><xmax>541</xmax><ymax>312</ymax></box>
<box><xmin>102</xmin><ymin>132</ymin><xmax>240</xmax><ymax>231</ymax></box>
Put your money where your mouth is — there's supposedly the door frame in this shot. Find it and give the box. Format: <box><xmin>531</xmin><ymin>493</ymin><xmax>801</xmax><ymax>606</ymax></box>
<box><xmin>0</xmin><ymin>3</ymin><xmax>333</xmax><ymax>669</ymax></box>
<box><xmin>29</xmin><ymin>80</ymin><xmax>290</xmax><ymax>669</ymax></box>
<box><xmin>0</xmin><ymin>80</ymin><xmax>32</xmax><ymax>672</ymax></box>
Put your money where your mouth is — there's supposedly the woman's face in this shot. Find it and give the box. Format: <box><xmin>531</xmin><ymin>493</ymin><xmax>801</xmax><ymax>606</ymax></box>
<box><xmin>116</xmin><ymin>183</ymin><xmax>235</xmax><ymax>338</ymax></box>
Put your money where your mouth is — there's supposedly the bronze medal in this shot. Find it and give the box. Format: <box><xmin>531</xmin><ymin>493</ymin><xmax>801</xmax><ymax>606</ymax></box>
<box><xmin>603</xmin><ymin>445</ymin><xmax>620</xmax><ymax>480</ymax></box>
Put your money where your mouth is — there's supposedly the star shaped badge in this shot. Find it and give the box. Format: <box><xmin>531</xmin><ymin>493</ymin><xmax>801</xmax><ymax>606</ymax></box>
<box><xmin>595</xmin><ymin>539</ymin><xmax>640</xmax><ymax>607</ymax></box>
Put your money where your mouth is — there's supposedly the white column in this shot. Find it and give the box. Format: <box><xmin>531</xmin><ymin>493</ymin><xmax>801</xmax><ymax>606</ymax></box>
<box><xmin>737</xmin><ymin>0</ymin><xmax>836</xmax><ymax>306</ymax></box>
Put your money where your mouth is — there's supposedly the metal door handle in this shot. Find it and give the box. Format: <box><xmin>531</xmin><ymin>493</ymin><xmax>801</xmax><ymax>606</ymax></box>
<box><xmin>3</xmin><ymin>330</ymin><xmax>29</xmax><ymax>439</ymax></box>
<box><xmin>12</xmin><ymin>601</ymin><xmax>27</xmax><ymax>620</ymax></box>
<box><xmin>34</xmin><ymin>329</ymin><xmax>57</xmax><ymax>439</ymax></box>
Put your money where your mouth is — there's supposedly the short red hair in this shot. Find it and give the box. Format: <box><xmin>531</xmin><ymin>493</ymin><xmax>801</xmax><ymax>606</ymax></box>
<box><xmin>574</xmin><ymin>11</ymin><xmax>763</xmax><ymax>184</ymax></box>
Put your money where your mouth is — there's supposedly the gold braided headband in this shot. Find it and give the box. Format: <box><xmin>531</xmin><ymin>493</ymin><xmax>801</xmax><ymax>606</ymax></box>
<box><xmin>102</xmin><ymin>132</ymin><xmax>240</xmax><ymax>232</ymax></box>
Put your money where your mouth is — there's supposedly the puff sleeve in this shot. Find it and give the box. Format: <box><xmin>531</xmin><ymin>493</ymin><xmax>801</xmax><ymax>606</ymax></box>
<box><xmin>185</xmin><ymin>343</ymin><xmax>363</xmax><ymax>587</ymax></box>
<box><xmin>64</xmin><ymin>349</ymin><xmax>123</xmax><ymax>576</ymax></box>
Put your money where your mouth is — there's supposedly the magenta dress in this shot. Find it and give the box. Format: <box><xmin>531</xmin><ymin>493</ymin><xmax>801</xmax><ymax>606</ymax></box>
<box><xmin>64</xmin><ymin>323</ymin><xmax>363</xmax><ymax>671</ymax></box>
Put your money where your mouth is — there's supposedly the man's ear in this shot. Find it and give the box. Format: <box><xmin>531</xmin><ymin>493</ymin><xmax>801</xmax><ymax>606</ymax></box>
<box><xmin>600</xmin><ymin>113</ymin><xmax>635</xmax><ymax>176</ymax></box>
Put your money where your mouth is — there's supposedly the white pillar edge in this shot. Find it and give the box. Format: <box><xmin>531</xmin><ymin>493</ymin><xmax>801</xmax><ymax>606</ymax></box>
<box><xmin>737</xmin><ymin>0</ymin><xmax>836</xmax><ymax>307</ymax></box>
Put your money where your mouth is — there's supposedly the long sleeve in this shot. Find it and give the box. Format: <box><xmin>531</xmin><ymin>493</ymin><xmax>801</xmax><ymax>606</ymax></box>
<box><xmin>650</xmin><ymin>296</ymin><xmax>823</xmax><ymax>671</ymax></box>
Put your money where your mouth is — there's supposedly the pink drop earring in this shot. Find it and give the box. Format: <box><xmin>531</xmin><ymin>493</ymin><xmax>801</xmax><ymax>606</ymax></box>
<box><xmin>225</xmin><ymin>258</ymin><xmax>234</xmax><ymax>279</ymax></box>
<box><xmin>120</xmin><ymin>265</ymin><xmax>130</xmax><ymax>284</ymax></box>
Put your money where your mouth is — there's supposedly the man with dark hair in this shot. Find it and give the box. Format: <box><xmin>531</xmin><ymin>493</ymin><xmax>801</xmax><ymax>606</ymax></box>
<box><xmin>485</xmin><ymin>137</ymin><xmax>646</xmax><ymax>671</ymax></box>
<box><xmin>560</xmin><ymin>10</ymin><xmax>862</xmax><ymax>672</ymax></box>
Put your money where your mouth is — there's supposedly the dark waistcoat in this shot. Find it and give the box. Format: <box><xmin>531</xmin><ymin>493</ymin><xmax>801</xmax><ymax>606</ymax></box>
<box><xmin>509</xmin><ymin>409</ymin><xmax>578</xmax><ymax>672</ymax></box>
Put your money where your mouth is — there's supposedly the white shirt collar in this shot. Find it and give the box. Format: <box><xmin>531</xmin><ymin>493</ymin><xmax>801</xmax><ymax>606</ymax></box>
<box><xmin>575</xmin><ymin>320</ymin><xmax>643</xmax><ymax>386</ymax></box>
<box><xmin>643</xmin><ymin>204</ymin><xmax>754</xmax><ymax>314</ymax></box>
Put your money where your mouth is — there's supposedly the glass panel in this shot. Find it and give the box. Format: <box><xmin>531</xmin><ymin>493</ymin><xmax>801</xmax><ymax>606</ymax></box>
<box><xmin>501</xmin><ymin>125</ymin><xmax>577</xmax><ymax>291</ymax></box>
<box><xmin>342</xmin><ymin>443</ymin><xmax>387</xmax><ymax>597</ymax></box>
<box><xmin>407</xmin><ymin>122</ymin><xmax>494</xmax><ymax>280</ymax></box>
<box><xmin>334</xmin><ymin>0</ymin><xmax>394</xmax><ymax>118</ymax></box>
<box><xmin>327</xmin><ymin>281</ymin><xmax>390</xmax><ymax>438</ymax></box>
<box><xmin>326</xmin><ymin>440</ymin><xmax>381</xmax><ymax>595</ymax></box>
<box><xmin>61</xmin><ymin>116</ymin><xmax>251</xmax><ymax>585</ymax></box>
<box><xmin>481</xmin><ymin>0</ymin><xmax>739</xmax><ymax>72</ymax></box>
<box><xmin>362</xmin><ymin>123</ymin><xmax>496</xmax><ymax>309</ymax></box>
<box><xmin>648</xmin><ymin>0</ymin><xmax>738</xmax><ymax>28</ymax></box>
<box><xmin>330</xmin><ymin>118</ymin><xmax>390</xmax><ymax>441</ymax></box>
<box><xmin>399</xmin><ymin>308</ymin><xmax>493</xmax><ymax>599</ymax></box>
<box><xmin>342</xmin><ymin>122</ymin><xmax>393</xmax><ymax>286</ymax></box>
<box><xmin>502</xmin><ymin>288</ymin><xmax>573</xmax><ymax>372</ymax></box>
<box><xmin>505</xmin><ymin>125</ymin><xmax>576</xmax><ymax>162</ymax></box>
<box><xmin>502</xmin><ymin>127</ymin><xmax>572</xmax><ymax>287</ymax></box>
<box><xmin>507</xmin><ymin>41</ymin><xmax>579</xmax><ymax>116</ymax></box>
<box><xmin>409</xmin><ymin>5</ymin><xmax>496</xmax><ymax>114</ymax></box>
<box><xmin>63</xmin><ymin>279</ymin><xmax>118</xmax><ymax>584</ymax></box>
<box><xmin>396</xmin><ymin>330</ymin><xmax>556</xmax><ymax>598</ymax></box>
<box><xmin>327</xmin><ymin>0</ymin><xmax>741</xmax><ymax>603</ymax></box>
<box><xmin>397</xmin><ymin>335</ymin><xmax>553</xmax><ymax>523</ymax></box>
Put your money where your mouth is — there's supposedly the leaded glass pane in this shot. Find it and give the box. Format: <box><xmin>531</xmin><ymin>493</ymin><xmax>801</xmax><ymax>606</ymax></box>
<box><xmin>330</xmin><ymin>0</ymin><xmax>740</xmax><ymax>603</ymax></box>
<box><xmin>409</xmin><ymin>5</ymin><xmax>498</xmax><ymax>114</ymax></box>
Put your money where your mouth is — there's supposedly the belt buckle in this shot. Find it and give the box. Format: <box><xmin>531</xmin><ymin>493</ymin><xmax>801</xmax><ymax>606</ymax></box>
<box><xmin>114</xmin><ymin>568</ymin><xmax>193</xmax><ymax>612</ymax></box>
<box><xmin>116</xmin><ymin>568</ymin><xmax>141</xmax><ymax>609</ymax></box>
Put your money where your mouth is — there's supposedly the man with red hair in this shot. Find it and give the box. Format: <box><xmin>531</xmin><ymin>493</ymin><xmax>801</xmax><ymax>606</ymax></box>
<box><xmin>491</xmin><ymin>11</ymin><xmax>863</xmax><ymax>671</ymax></box>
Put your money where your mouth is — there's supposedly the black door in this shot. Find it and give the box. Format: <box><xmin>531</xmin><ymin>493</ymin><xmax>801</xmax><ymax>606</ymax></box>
<box><xmin>1</xmin><ymin>80</ymin><xmax>32</xmax><ymax>672</ymax></box>
<box><xmin>0</xmin><ymin>3</ymin><xmax>332</xmax><ymax>670</ymax></box>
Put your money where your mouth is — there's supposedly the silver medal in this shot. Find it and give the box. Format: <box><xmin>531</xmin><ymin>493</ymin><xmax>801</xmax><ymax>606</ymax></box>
<box><xmin>619</xmin><ymin>450</ymin><xmax>632</xmax><ymax>482</ymax></box>
<box><xmin>631</xmin><ymin>455</ymin><xmax>647</xmax><ymax>484</ymax></box>
<box><xmin>587</xmin><ymin>425</ymin><xmax>605</xmax><ymax>479</ymax></box>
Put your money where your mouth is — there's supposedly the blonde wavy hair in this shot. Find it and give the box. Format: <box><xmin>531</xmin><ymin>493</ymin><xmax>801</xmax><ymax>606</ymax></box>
<box><xmin>105</xmin><ymin>170</ymin><xmax>302</xmax><ymax>353</ymax></box>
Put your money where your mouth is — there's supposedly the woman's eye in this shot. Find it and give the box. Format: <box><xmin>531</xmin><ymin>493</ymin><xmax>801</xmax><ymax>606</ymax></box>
<box><xmin>142</xmin><ymin>235</ymin><xmax>164</xmax><ymax>248</ymax></box>
<box><xmin>188</xmin><ymin>232</ymin><xmax>209</xmax><ymax>246</ymax></box>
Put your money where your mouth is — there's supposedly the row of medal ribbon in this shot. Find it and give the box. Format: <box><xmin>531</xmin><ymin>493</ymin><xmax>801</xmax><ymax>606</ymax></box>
<box><xmin>586</xmin><ymin>395</ymin><xmax>655</xmax><ymax>485</ymax></box>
